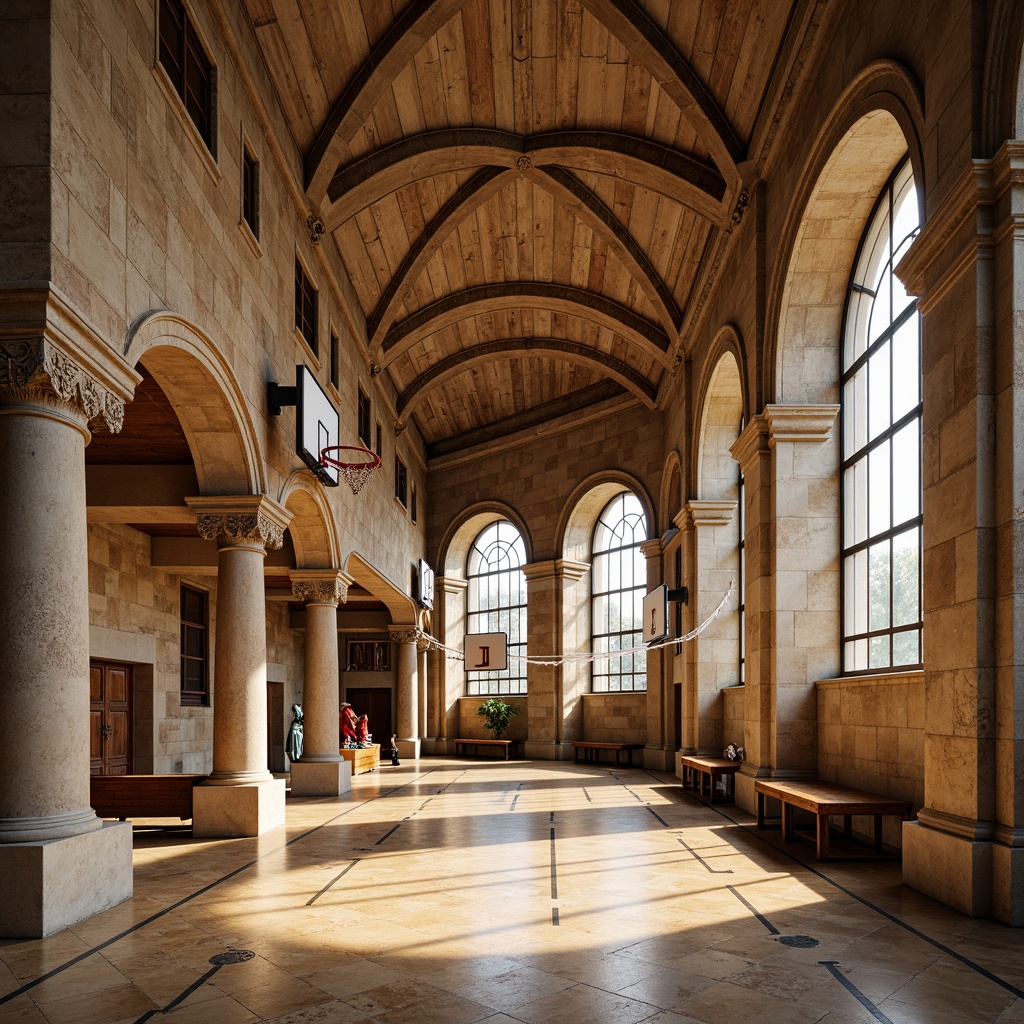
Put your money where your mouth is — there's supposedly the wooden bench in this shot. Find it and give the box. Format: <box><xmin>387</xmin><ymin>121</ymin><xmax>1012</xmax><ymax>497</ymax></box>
<box><xmin>755</xmin><ymin>779</ymin><xmax>913</xmax><ymax>861</ymax></box>
<box><xmin>90</xmin><ymin>774</ymin><xmax>206</xmax><ymax>821</ymax></box>
<box><xmin>572</xmin><ymin>741</ymin><xmax>643</xmax><ymax>767</ymax></box>
<box><xmin>454</xmin><ymin>738</ymin><xmax>516</xmax><ymax>760</ymax></box>
<box><xmin>680</xmin><ymin>755</ymin><xmax>741</xmax><ymax>804</ymax></box>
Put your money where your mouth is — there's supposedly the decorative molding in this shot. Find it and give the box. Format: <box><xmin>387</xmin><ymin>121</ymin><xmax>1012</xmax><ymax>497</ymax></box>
<box><xmin>306</xmin><ymin>213</ymin><xmax>325</xmax><ymax>245</ymax></box>
<box><xmin>437</xmin><ymin>575</ymin><xmax>469</xmax><ymax>595</ymax></box>
<box><xmin>729</xmin><ymin>414</ymin><xmax>770</xmax><ymax>473</ymax></box>
<box><xmin>731</xmin><ymin>188</ymin><xmax>750</xmax><ymax>224</ymax></box>
<box><xmin>290</xmin><ymin>569</ymin><xmax>353</xmax><ymax>605</ymax></box>
<box><xmin>639</xmin><ymin>538</ymin><xmax>663</xmax><ymax>559</ymax></box>
<box><xmin>686</xmin><ymin>499</ymin><xmax>737</xmax><ymax>528</ymax></box>
<box><xmin>916</xmin><ymin>806</ymin><xmax>996</xmax><ymax>843</ymax></box>
<box><xmin>186</xmin><ymin>495</ymin><xmax>292</xmax><ymax>550</ymax></box>
<box><xmin>388</xmin><ymin>626</ymin><xmax>420</xmax><ymax>644</ymax></box>
<box><xmin>763</xmin><ymin>404</ymin><xmax>838</xmax><ymax>445</ymax></box>
<box><xmin>0</xmin><ymin>337</ymin><xmax>125</xmax><ymax>432</ymax></box>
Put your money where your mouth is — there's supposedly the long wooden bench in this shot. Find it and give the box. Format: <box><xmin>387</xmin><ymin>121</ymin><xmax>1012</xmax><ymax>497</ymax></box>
<box><xmin>572</xmin><ymin>741</ymin><xmax>643</xmax><ymax>767</ymax></box>
<box><xmin>454</xmin><ymin>738</ymin><xmax>516</xmax><ymax>760</ymax></box>
<box><xmin>90</xmin><ymin>774</ymin><xmax>207</xmax><ymax>821</ymax></box>
<box><xmin>680</xmin><ymin>755</ymin><xmax>741</xmax><ymax>804</ymax></box>
<box><xmin>755</xmin><ymin>779</ymin><xmax>913</xmax><ymax>861</ymax></box>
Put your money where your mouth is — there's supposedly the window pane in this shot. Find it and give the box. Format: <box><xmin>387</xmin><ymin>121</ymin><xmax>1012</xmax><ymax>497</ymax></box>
<box><xmin>891</xmin><ymin>317</ymin><xmax>920</xmax><ymax>422</ymax></box>
<box><xmin>868</xmin><ymin>440</ymin><xmax>891</xmax><ymax>535</ymax></box>
<box><xmin>844</xmin><ymin>365</ymin><xmax>868</xmax><ymax>460</ymax></box>
<box><xmin>844</xmin><ymin>459</ymin><xmax>868</xmax><ymax>548</ymax></box>
<box><xmin>844</xmin><ymin>549</ymin><xmax>868</xmax><ymax>637</ymax></box>
<box><xmin>892</xmin><ymin>420</ymin><xmax>920</xmax><ymax>527</ymax></box>
<box><xmin>869</xmin><ymin>540</ymin><xmax>890</xmax><ymax>632</ymax></box>
<box><xmin>869</xmin><ymin>634</ymin><xmax>890</xmax><ymax>670</ymax></box>
<box><xmin>892</xmin><ymin>526</ymin><xmax>920</xmax><ymax>627</ymax></box>
<box><xmin>893</xmin><ymin>629</ymin><xmax>920</xmax><ymax>666</ymax></box>
<box><xmin>868</xmin><ymin>339</ymin><xmax>891</xmax><ymax>440</ymax></box>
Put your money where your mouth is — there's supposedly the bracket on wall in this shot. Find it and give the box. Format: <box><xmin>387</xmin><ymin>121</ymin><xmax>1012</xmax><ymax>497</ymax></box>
<box><xmin>667</xmin><ymin>587</ymin><xmax>689</xmax><ymax>606</ymax></box>
<box><xmin>267</xmin><ymin>381</ymin><xmax>296</xmax><ymax>415</ymax></box>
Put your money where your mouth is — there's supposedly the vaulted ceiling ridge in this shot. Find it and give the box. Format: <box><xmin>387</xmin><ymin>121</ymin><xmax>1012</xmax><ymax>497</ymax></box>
<box><xmin>367</xmin><ymin>164</ymin><xmax>682</xmax><ymax>346</ymax></box>
<box><xmin>323</xmin><ymin>128</ymin><xmax>727</xmax><ymax>229</ymax></box>
<box><xmin>377</xmin><ymin>282</ymin><xmax>671</xmax><ymax>371</ymax></box>
<box><xmin>303</xmin><ymin>0</ymin><xmax>741</xmax><ymax>208</ymax></box>
<box><xmin>395</xmin><ymin>338</ymin><xmax>660</xmax><ymax>421</ymax></box>
<box><xmin>303</xmin><ymin>0</ymin><xmax>475</xmax><ymax>200</ymax></box>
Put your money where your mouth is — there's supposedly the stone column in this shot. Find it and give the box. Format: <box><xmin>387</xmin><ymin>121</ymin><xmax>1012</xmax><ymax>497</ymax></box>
<box><xmin>417</xmin><ymin>635</ymin><xmax>429</xmax><ymax>743</ymax></box>
<box><xmin>391</xmin><ymin>626</ymin><xmax>420</xmax><ymax>759</ymax></box>
<box><xmin>186</xmin><ymin>495</ymin><xmax>292</xmax><ymax>837</ymax></box>
<box><xmin>641</xmin><ymin>538</ymin><xmax>673</xmax><ymax>771</ymax></box>
<box><xmin>523</xmin><ymin>559</ymin><xmax>588</xmax><ymax>760</ymax></box>
<box><xmin>289</xmin><ymin>569</ymin><xmax>352</xmax><ymax>797</ymax></box>
<box><xmin>0</xmin><ymin>337</ymin><xmax>134</xmax><ymax>938</ymax></box>
<box><xmin>433</xmin><ymin>576</ymin><xmax>467</xmax><ymax>753</ymax></box>
<box><xmin>686</xmin><ymin>500</ymin><xmax>739</xmax><ymax>756</ymax></box>
<box><xmin>676</xmin><ymin>508</ymin><xmax>699</xmax><ymax>756</ymax></box>
<box><xmin>898</xmin><ymin>146</ymin><xmax>1024</xmax><ymax>923</ymax></box>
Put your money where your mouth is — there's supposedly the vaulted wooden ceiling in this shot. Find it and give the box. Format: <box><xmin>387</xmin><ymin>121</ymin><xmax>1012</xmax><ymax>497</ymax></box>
<box><xmin>245</xmin><ymin>0</ymin><xmax>797</xmax><ymax>453</ymax></box>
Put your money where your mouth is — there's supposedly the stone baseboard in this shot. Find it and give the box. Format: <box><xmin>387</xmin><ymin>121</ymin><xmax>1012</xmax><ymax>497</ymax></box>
<box><xmin>192</xmin><ymin>778</ymin><xmax>286</xmax><ymax>838</ymax></box>
<box><xmin>902</xmin><ymin>819</ymin><xmax>993</xmax><ymax>918</ymax></box>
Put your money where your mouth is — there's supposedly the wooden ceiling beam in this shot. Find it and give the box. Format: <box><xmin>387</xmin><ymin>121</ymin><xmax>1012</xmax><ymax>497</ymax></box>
<box><xmin>323</xmin><ymin>129</ymin><xmax>727</xmax><ymax>228</ymax></box>
<box><xmin>304</xmin><ymin>0</ymin><xmax>475</xmax><ymax>202</ymax></box>
<box><xmin>578</xmin><ymin>0</ymin><xmax>744</xmax><ymax>181</ymax></box>
<box><xmin>367</xmin><ymin>166</ymin><xmax>514</xmax><ymax>345</ymax></box>
<box><xmin>378</xmin><ymin>282</ymin><xmax>671</xmax><ymax>370</ymax></box>
<box><xmin>396</xmin><ymin>339</ymin><xmax>660</xmax><ymax>420</ymax></box>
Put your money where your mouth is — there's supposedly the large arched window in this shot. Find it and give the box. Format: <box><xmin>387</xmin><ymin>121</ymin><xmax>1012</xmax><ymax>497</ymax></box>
<box><xmin>466</xmin><ymin>520</ymin><xmax>527</xmax><ymax>695</ymax></box>
<box><xmin>841</xmin><ymin>157</ymin><xmax>922</xmax><ymax>672</ymax></box>
<box><xmin>592</xmin><ymin>492</ymin><xmax>647</xmax><ymax>691</ymax></box>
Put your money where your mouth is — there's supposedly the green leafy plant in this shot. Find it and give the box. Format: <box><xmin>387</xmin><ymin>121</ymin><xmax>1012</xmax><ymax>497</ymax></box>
<box><xmin>476</xmin><ymin>697</ymin><xmax>519</xmax><ymax>739</ymax></box>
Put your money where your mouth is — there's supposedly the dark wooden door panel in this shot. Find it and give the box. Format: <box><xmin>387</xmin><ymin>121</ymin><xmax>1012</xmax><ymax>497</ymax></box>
<box><xmin>346</xmin><ymin>687</ymin><xmax>392</xmax><ymax>745</ymax></box>
<box><xmin>89</xmin><ymin>660</ymin><xmax>133</xmax><ymax>776</ymax></box>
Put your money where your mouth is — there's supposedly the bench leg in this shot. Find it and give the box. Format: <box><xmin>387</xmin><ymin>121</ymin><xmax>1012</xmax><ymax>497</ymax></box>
<box><xmin>783</xmin><ymin>802</ymin><xmax>794</xmax><ymax>842</ymax></box>
<box><xmin>817</xmin><ymin>814</ymin><xmax>830</xmax><ymax>861</ymax></box>
<box><xmin>757</xmin><ymin>791</ymin><xmax>765</xmax><ymax>829</ymax></box>
<box><xmin>844</xmin><ymin>814</ymin><xmax>852</xmax><ymax>839</ymax></box>
<box><xmin>874</xmin><ymin>814</ymin><xmax>883</xmax><ymax>854</ymax></box>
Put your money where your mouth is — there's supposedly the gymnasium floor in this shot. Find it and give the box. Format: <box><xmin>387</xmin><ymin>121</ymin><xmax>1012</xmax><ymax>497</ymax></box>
<box><xmin>1</xmin><ymin>759</ymin><xmax>1023</xmax><ymax>1023</ymax></box>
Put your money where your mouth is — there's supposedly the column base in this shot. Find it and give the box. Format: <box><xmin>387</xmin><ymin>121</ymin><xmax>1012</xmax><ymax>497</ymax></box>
<box><xmin>902</xmin><ymin>819</ymin><xmax>993</xmax><ymax>918</ymax></box>
<box><xmin>524</xmin><ymin>740</ymin><xmax>570</xmax><ymax>760</ymax></box>
<box><xmin>643</xmin><ymin>745</ymin><xmax>675</xmax><ymax>772</ymax></box>
<box><xmin>192</xmin><ymin>778</ymin><xmax>286</xmax><ymax>838</ymax></box>
<box><xmin>290</xmin><ymin>760</ymin><xmax>352</xmax><ymax>797</ymax></box>
<box><xmin>396</xmin><ymin>738</ymin><xmax>421</xmax><ymax>760</ymax></box>
<box><xmin>992</xmin><ymin>840</ymin><xmax>1024</xmax><ymax>926</ymax></box>
<box><xmin>0</xmin><ymin>821</ymin><xmax>133</xmax><ymax>938</ymax></box>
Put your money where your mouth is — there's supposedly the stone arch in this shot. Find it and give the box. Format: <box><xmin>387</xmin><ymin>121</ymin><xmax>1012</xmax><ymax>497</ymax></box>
<box><xmin>279</xmin><ymin>470</ymin><xmax>341</xmax><ymax>569</ymax></box>
<box><xmin>658</xmin><ymin>451</ymin><xmax>683</xmax><ymax>535</ymax></box>
<box><xmin>558</xmin><ymin>471</ymin><xmax>655</xmax><ymax>563</ymax></box>
<box><xmin>342</xmin><ymin>550</ymin><xmax>418</xmax><ymax>625</ymax></box>
<box><xmin>981</xmin><ymin>0</ymin><xmax>1024</xmax><ymax>154</ymax></box>
<box><xmin>124</xmin><ymin>311</ymin><xmax>265</xmax><ymax>495</ymax></box>
<box><xmin>693</xmin><ymin>329</ymin><xmax>747</xmax><ymax>501</ymax></box>
<box><xmin>765</xmin><ymin>61</ymin><xmax>925</xmax><ymax>406</ymax></box>
<box><xmin>437</xmin><ymin>501</ymin><xmax>533</xmax><ymax>578</ymax></box>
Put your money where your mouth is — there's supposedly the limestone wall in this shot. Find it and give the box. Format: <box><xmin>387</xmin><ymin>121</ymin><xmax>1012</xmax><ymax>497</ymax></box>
<box><xmin>457</xmin><ymin>697</ymin><xmax>529</xmax><ymax>742</ymax></box>
<box><xmin>816</xmin><ymin>672</ymin><xmax>925</xmax><ymax>849</ymax></box>
<box><xmin>722</xmin><ymin>685</ymin><xmax>745</xmax><ymax>754</ymax></box>
<box><xmin>581</xmin><ymin>693</ymin><xmax>647</xmax><ymax>744</ymax></box>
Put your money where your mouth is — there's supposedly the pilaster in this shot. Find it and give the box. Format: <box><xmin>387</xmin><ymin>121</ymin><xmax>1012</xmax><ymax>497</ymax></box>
<box><xmin>640</xmin><ymin>538</ymin><xmax>673</xmax><ymax>771</ymax></box>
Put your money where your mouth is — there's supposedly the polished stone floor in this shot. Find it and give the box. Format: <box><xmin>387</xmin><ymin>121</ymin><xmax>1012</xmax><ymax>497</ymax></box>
<box><xmin>2</xmin><ymin>759</ymin><xmax>1024</xmax><ymax>1023</ymax></box>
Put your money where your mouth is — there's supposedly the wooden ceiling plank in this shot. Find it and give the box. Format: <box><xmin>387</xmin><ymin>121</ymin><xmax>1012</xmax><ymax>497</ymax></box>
<box><xmin>578</xmin><ymin>0</ymin><xmax>743</xmax><ymax>180</ymax></box>
<box><xmin>305</xmin><ymin>0</ymin><xmax>475</xmax><ymax>197</ymax></box>
<box><xmin>380</xmin><ymin>281</ymin><xmax>670</xmax><ymax>369</ymax></box>
<box><xmin>533</xmin><ymin>185</ymin><xmax>554</xmax><ymax>281</ymax></box>
<box><xmin>620</xmin><ymin>58</ymin><xmax>653</xmax><ymax>136</ymax></box>
<box><xmin>489</xmin><ymin>0</ymin><xmax>515</xmax><ymax>128</ymax></box>
<box><xmin>602</xmin><ymin>56</ymin><xmax>629</xmax><ymax>131</ymax></box>
<box><xmin>396</xmin><ymin>337</ymin><xmax>658</xmax><ymax>420</ymax></box>
<box><xmin>391</xmin><ymin>61</ymin><xmax>428</xmax><ymax>135</ymax></box>
<box><xmin>462</xmin><ymin>0</ymin><xmax>496</xmax><ymax>126</ymax></box>
<box><xmin>555</xmin><ymin>0</ymin><xmax>581</xmax><ymax>128</ymax></box>
<box><xmin>512</xmin><ymin>0</ymin><xmax>533</xmax><ymax>135</ymax></box>
<box><xmin>515</xmin><ymin>176</ymin><xmax>535</xmax><ymax>280</ymax></box>
<box><xmin>438</xmin><ymin>10</ymin><xmax>473</xmax><ymax>125</ymax></box>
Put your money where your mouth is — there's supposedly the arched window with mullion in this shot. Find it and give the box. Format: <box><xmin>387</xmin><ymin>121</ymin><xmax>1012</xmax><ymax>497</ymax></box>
<box><xmin>841</xmin><ymin>157</ymin><xmax>922</xmax><ymax>673</ymax></box>
<box><xmin>466</xmin><ymin>520</ymin><xmax>527</xmax><ymax>695</ymax></box>
<box><xmin>592</xmin><ymin>492</ymin><xmax>647</xmax><ymax>692</ymax></box>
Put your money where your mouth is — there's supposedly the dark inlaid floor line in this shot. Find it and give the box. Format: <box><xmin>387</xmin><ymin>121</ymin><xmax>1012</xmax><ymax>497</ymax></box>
<box><xmin>306</xmin><ymin>859</ymin><xmax>361</xmax><ymax>906</ymax></box>
<box><xmin>676</xmin><ymin>834</ymin><xmax>733</xmax><ymax>873</ymax></box>
<box><xmin>131</xmin><ymin>950</ymin><xmax>255</xmax><ymax>1024</ymax></box>
<box><xmin>819</xmin><ymin>960</ymin><xmax>896</xmax><ymax>1024</ymax></box>
<box><xmin>0</xmin><ymin>767</ymin><xmax>442</xmax><ymax>1007</ymax></box>
<box><xmin>642</xmin><ymin>768</ymin><xmax>1024</xmax><ymax>1002</ymax></box>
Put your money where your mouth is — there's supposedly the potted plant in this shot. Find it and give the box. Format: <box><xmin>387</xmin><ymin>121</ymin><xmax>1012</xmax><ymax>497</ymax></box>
<box><xmin>476</xmin><ymin>697</ymin><xmax>519</xmax><ymax>739</ymax></box>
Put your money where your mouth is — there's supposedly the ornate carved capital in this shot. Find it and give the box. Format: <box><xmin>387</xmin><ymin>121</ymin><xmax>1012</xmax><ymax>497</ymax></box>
<box><xmin>290</xmin><ymin>569</ymin><xmax>352</xmax><ymax>605</ymax></box>
<box><xmin>388</xmin><ymin>626</ymin><xmax>420</xmax><ymax>644</ymax></box>
<box><xmin>186</xmin><ymin>495</ymin><xmax>292</xmax><ymax>550</ymax></box>
<box><xmin>0</xmin><ymin>337</ymin><xmax>125</xmax><ymax>432</ymax></box>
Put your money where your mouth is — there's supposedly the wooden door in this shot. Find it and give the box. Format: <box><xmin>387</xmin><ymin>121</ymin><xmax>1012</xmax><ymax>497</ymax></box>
<box><xmin>267</xmin><ymin>681</ymin><xmax>285</xmax><ymax>773</ymax></box>
<box><xmin>90</xmin><ymin>660</ymin><xmax>132</xmax><ymax>776</ymax></box>
<box><xmin>345</xmin><ymin>687</ymin><xmax>392</xmax><ymax>746</ymax></box>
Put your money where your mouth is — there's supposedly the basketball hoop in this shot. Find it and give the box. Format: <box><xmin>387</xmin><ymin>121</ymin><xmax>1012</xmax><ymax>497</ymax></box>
<box><xmin>320</xmin><ymin>445</ymin><xmax>381</xmax><ymax>495</ymax></box>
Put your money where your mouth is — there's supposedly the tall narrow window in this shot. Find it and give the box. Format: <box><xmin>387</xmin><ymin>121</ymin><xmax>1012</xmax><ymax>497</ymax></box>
<box><xmin>295</xmin><ymin>259</ymin><xmax>317</xmax><ymax>357</ymax></box>
<box><xmin>242</xmin><ymin>146</ymin><xmax>259</xmax><ymax>239</ymax></box>
<box><xmin>467</xmin><ymin>521</ymin><xmax>527</xmax><ymax>695</ymax></box>
<box><xmin>592</xmin><ymin>492</ymin><xmax>647</xmax><ymax>692</ymax></box>
<box><xmin>375</xmin><ymin>422</ymin><xmax>382</xmax><ymax>458</ymax></box>
<box><xmin>358</xmin><ymin>386</ymin><xmax>371</xmax><ymax>446</ymax></box>
<box><xmin>329</xmin><ymin>328</ymin><xmax>340</xmax><ymax>390</ymax></box>
<box><xmin>394</xmin><ymin>456</ymin><xmax>407</xmax><ymax>507</ymax></box>
<box><xmin>180</xmin><ymin>584</ymin><xmax>209</xmax><ymax>706</ymax></box>
<box><xmin>841</xmin><ymin>157</ymin><xmax>922</xmax><ymax>673</ymax></box>
<box><xmin>158</xmin><ymin>0</ymin><xmax>215</xmax><ymax>152</ymax></box>
<box><xmin>411</xmin><ymin>486</ymin><xmax>418</xmax><ymax>524</ymax></box>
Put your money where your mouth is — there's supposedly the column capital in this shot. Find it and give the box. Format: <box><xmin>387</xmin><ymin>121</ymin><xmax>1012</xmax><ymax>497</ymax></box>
<box><xmin>763</xmin><ymin>404</ymin><xmax>838</xmax><ymax>445</ymax></box>
<box><xmin>639</xmin><ymin>538</ymin><xmax>662</xmax><ymax>559</ymax></box>
<box><xmin>730</xmin><ymin>414</ymin><xmax>769</xmax><ymax>473</ymax></box>
<box><xmin>685</xmin><ymin>499</ymin><xmax>737</xmax><ymax>529</ymax></box>
<box><xmin>289</xmin><ymin>568</ymin><xmax>353</xmax><ymax>605</ymax></box>
<box><xmin>0</xmin><ymin>336</ymin><xmax>126</xmax><ymax>433</ymax></box>
<box><xmin>522</xmin><ymin>559</ymin><xmax>589</xmax><ymax>583</ymax></box>
<box><xmin>437</xmin><ymin>575</ymin><xmax>469</xmax><ymax>595</ymax></box>
<box><xmin>186</xmin><ymin>495</ymin><xmax>292</xmax><ymax>550</ymax></box>
<box><xmin>388</xmin><ymin>625</ymin><xmax>420</xmax><ymax>644</ymax></box>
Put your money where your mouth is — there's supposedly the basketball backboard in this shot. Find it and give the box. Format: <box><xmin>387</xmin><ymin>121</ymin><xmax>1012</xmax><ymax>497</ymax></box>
<box><xmin>296</xmin><ymin>364</ymin><xmax>339</xmax><ymax>487</ymax></box>
<box><xmin>642</xmin><ymin>585</ymin><xmax>668</xmax><ymax>643</ymax></box>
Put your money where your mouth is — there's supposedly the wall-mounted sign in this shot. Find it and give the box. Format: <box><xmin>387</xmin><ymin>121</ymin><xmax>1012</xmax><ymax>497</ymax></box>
<box><xmin>417</xmin><ymin>559</ymin><xmax>435</xmax><ymax>609</ymax></box>
<box><xmin>464</xmin><ymin>632</ymin><xmax>507</xmax><ymax>672</ymax></box>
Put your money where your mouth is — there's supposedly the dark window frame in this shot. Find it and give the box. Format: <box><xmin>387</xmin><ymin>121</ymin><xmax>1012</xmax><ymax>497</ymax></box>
<box><xmin>242</xmin><ymin>145</ymin><xmax>259</xmax><ymax>239</ymax></box>
<box><xmin>394</xmin><ymin>455</ymin><xmax>408</xmax><ymax>508</ymax></box>
<box><xmin>180</xmin><ymin>583</ymin><xmax>209</xmax><ymax>706</ymax></box>
<box><xmin>295</xmin><ymin>258</ymin><xmax>318</xmax><ymax>357</ymax></box>
<box><xmin>157</xmin><ymin>0</ymin><xmax>216</xmax><ymax>154</ymax></box>
<box><xmin>358</xmin><ymin>386</ymin><xmax>371</xmax><ymax>447</ymax></box>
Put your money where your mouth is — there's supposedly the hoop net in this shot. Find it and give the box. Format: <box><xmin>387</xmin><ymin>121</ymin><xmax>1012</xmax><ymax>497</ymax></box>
<box><xmin>320</xmin><ymin>445</ymin><xmax>382</xmax><ymax>495</ymax></box>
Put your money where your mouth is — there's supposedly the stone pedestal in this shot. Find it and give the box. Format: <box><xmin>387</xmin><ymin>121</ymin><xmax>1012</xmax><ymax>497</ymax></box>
<box><xmin>290</xmin><ymin>760</ymin><xmax>352</xmax><ymax>797</ymax></box>
<box><xmin>0</xmin><ymin>338</ymin><xmax>135</xmax><ymax>937</ymax></box>
<box><xmin>187</xmin><ymin>496</ymin><xmax>292</xmax><ymax>837</ymax></box>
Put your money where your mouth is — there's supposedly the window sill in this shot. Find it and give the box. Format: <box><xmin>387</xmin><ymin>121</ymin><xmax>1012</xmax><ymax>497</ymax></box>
<box><xmin>152</xmin><ymin>64</ymin><xmax>221</xmax><ymax>185</ymax></box>
<box><xmin>294</xmin><ymin>328</ymin><xmax>321</xmax><ymax>371</ymax></box>
<box><xmin>239</xmin><ymin>217</ymin><xmax>263</xmax><ymax>258</ymax></box>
